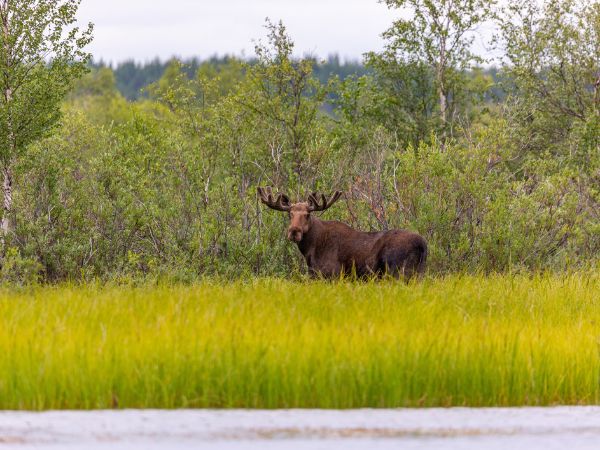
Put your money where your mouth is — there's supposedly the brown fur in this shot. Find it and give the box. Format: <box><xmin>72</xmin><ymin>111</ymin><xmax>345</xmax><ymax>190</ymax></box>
<box><xmin>258</xmin><ymin>187</ymin><xmax>427</xmax><ymax>279</ymax></box>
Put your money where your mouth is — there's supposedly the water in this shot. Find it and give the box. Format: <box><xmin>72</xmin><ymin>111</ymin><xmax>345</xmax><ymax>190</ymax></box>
<box><xmin>1</xmin><ymin>407</ymin><xmax>599</xmax><ymax>449</ymax></box>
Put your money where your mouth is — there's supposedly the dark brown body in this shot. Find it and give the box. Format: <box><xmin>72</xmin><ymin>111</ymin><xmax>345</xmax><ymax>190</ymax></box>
<box><xmin>297</xmin><ymin>217</ymin><xmax>427</xmax><ymax>279</ymax></box>
<box><xmin>257</xmin><ymin>187</ymin><xmax>427</xmax><ymax>280</ymax></box>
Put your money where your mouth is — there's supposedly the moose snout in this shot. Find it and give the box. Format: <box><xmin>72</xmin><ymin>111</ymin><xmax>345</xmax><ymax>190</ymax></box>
<box><xmin>287</xmin><ymin>227</ymin><xmax>303</xmax><ymax>242</ymax></box>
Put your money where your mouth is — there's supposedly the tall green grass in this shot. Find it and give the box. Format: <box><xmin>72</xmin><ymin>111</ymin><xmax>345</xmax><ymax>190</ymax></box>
<box><xmin>0</xmin><ymin>273</ymin><xmax>598</xmax><ymax>409</ymax></box>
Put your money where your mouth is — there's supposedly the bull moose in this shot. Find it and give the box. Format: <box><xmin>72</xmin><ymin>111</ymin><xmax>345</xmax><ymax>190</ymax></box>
<box><xmin>257</xmin><ymin>187</ymin><xmax>427</xmax><ymax>279</ymax></box>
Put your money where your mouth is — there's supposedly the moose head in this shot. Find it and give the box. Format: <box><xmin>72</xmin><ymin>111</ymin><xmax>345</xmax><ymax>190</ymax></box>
<box><xmin>257</xmin><ymin>187</ymin><xmax>342</xmax><ymax>243</ymax></box>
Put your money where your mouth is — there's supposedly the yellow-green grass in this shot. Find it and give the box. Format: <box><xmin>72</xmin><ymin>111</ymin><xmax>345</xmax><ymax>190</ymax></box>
<box><xmin>0</xmin><ymin>273</ymin><xmax>598</xmax><ymax>409</ymax></box>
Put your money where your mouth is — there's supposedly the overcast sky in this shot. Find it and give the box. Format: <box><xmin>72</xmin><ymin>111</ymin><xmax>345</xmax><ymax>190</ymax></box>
<box><xmin>77</xmin><ymin>0</ymin><xmax>397</xmax><ymax>63</ymax></box>
<box><xmin>77</xmin><ymin>0</ymin><xmax>496</xmax><ymax>64</ymax></box>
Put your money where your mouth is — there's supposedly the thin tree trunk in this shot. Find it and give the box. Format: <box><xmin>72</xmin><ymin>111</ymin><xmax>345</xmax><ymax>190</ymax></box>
<box><xmin>1</xmin><ymin>165</ymin><xmax>11</xmax><ymax>236</ymax></box>
<box><xmin>438</xmin><ymin>29</ymin><xmax>447</xmax><ymax>127</ymax></box>
<box><xmin>437</xmin><ymin>69</ymin><xmax>448</xmax><ymax>151</ymax></box>
<box><xmin>594</xmin><ymin>74</ymin><xmax>600</xmax><ymax>116</ymax></box>
<box><xmin>439</xmin><ymin>83</ymin><xmax>447</xmax><ymax>124</ymax></box>
<box><xmin>0</xmin><ymin>0</ymin><xmax>14</xmax><ymax>244</ymax></box>
<box><xmin>438</xmin><ymin>32</ymin><xmax>448</xmax><ymax>150</ymax></box>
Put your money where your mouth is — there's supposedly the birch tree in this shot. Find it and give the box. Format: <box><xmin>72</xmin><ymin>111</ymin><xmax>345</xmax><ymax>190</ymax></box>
<box><xmin>373</xmin><ymin>0</ymin><xmax>495</xmax><ymax>137</ymax></box>
<box><xmin>0</xmin><ymin>0</ymin><xmax>92</xmax><ymax>240</ymax></box>
<box><xmin>498</xmin><ymin>0</ymin><xmax>599</xmax><ymax>122</ymax></box>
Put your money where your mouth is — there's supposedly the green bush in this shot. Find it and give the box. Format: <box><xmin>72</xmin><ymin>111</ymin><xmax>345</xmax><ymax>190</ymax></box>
<box><xmin>4</xmin><ymin>19</ymin><xmax>598</xmax><ymax>282</ymax></box>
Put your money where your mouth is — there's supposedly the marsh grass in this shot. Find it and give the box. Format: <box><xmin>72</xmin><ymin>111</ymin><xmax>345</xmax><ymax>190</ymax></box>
<box><xmin>0</xmin><ymin>273</ymin><xmax>598</xmax><ymax>409</ymax></box>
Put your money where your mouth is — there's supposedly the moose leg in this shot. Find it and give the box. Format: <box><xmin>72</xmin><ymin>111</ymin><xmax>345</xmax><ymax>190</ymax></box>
<box><xmin>307</xmin><ymin>266</ymin><xmax>322</xmax><ymax>279</ymax></box>
<box><xmin>305</xmin><ymin>255</ymin><xmax>340</xmax><ymax>280</ymax></box>
<box><xmin>378</xmin><ymin>248</ymin><xmax>416</xmax><ymax>281</ymax></box>
<box><xmin>363</xmin><ymin>256</ymin><xmax>381</xmax><ymax>279</ymax></box>
<box><xmin>395</xmin><ymin>250</ymin><xmax>424</xmax><ymax>281</ymax></box>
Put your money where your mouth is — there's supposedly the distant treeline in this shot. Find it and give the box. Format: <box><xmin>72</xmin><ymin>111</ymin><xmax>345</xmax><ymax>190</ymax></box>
<box><xmin>92</xmin><ymin>55</ymin><xmax>372</xmax><ymax>100</ymax></box>
<box><xmin>91</xmin><ymin>56</ymin><xmax>504</xmax><ymax>102</ymax></box>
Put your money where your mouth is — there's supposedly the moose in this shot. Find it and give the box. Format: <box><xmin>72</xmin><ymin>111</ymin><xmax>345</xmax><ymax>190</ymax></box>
<box><xmin>257</xmin><ymin>187</ymin><xmax>427</xmax><ymax>279</ymax></box>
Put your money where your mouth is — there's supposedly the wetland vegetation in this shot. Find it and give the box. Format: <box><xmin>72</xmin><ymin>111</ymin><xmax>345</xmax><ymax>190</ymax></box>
<box><xmin>0</xmin><ymin>273</ymin><xmax>598</xmax><ymax>409</ymax></box>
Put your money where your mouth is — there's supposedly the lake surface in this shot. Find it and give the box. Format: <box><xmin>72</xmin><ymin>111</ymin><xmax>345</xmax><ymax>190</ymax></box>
<box><xmin>1</xmin><ymin>407</ymin><xmax>599</xmax><ymax>449</ymax></box>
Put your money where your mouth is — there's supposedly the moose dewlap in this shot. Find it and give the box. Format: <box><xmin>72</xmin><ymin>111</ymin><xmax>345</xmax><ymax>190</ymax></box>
<box><xmin>257</xmin><ymin>187</ymin><xmax>427</xmax><ymax>279</ymax></box>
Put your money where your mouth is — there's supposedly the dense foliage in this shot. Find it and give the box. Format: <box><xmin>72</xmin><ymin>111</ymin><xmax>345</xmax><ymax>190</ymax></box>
<box><xmin>0</xmin><ymin>0</ymin><xmax>92</xmax><ymax>238</ymax></box>
<box><xmin>2</xmin><ymin>3</ymin><xmax>599</xmax><ymax>282</ymax></box>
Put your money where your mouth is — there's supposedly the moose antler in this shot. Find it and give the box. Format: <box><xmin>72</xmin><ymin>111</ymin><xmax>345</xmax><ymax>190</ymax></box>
<box><xmin>257</xmin><ymin>186</ymin><xmax>292</xmax><ymax>211</ymax></box>
<box><xmin>308</xmin><ymin>191</ymin><xmax>342</xmax><ymax>212</ymax></box>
